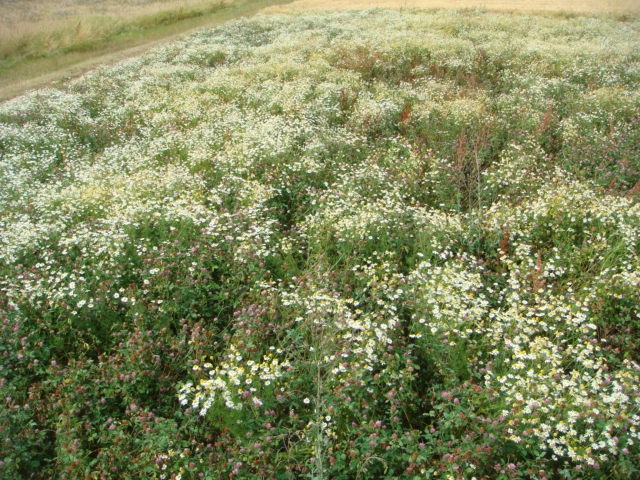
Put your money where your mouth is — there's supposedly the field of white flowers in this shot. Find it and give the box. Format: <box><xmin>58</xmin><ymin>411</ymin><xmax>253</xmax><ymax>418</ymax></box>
<box><xmin>1</xmin><ymin>8</ymin><xmax>639</xmax><ymax>480</ymax></box>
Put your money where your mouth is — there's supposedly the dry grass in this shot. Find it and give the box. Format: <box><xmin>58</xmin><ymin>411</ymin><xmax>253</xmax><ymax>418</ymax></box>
<box><xmin>264</xmin><ymin>0</ymin><xmax>640</xmax><ymax>14</ymax></box>
<box><xmin>0</xmin><ymin>0</ymin><xmax>237</xmax><ymax>67</ymax></box>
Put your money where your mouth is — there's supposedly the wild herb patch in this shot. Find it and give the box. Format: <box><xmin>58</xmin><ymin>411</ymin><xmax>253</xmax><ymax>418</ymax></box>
<box><xmin>1</xmin><ymin>9</ymin><xmax>639</xmax><ymax>480</ymax></box>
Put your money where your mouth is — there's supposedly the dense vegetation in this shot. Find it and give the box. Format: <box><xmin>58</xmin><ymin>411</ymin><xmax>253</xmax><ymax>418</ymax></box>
<box><xmin>1</xmin><ymin>8</ymin><xmax>639</xmax><ymax>479</ymax></box>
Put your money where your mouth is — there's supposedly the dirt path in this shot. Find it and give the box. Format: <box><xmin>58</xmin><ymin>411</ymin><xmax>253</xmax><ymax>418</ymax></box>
<box><xmin>0</xmin><ymin>0</ymin><xmax>292</xmax><ymax>103</ymax></box>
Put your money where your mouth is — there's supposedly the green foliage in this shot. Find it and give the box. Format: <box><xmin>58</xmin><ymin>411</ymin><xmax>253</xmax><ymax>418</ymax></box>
<box><xmin>1</xmin><ymin>8</ymin><xmax>640</xmax><ymax>480</ymax></box>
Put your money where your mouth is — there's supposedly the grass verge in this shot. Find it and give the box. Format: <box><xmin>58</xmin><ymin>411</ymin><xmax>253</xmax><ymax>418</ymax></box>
<box><xmin>0</xmin><ymin>0</ymin><xmax>233</xmax><ymax>71</ymax></box>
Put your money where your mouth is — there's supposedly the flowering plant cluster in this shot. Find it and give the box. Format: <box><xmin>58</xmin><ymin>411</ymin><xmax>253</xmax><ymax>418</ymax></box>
<box><xmin>1</xmin><ymin>7</ymin><xmax>639</xmax><ymax>479</ymax></box>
